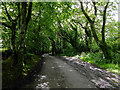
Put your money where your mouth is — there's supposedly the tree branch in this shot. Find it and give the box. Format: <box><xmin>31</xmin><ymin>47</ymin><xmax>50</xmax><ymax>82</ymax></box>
<box><xmin>79</xmin><ymin>22</ymin><xmax>85</xmax><ymax>29</ymax></box>
<box><xmin>92</xmin><ymin>1</ymin><xmax>97</xmax><ymax>22</ymax></box>
<box><xmin>58</xmin><ymin>25</ymin><xmax>71</xmax><ymax>43</ymax></box>
<box><xmin>57</xmin><ymin>32</ymin><xmax>71</xmax><ymax>43</ymax></box>
<box><xmin>2</xmin><ymin>2</ymin><xmax>13</xmax><ymax>22</ymax></box>
<box><xmin>80</xmin><ymin>2</ymin><xmax>93</xmax><ymax>23</ymax></box>
<box><xmin>26</xmin><ymin>2</ymin><xmax>32</xmax><ymax>26</ymax></box>
<box><xmin>102</xmin><ymin>1</ymin><xmax>109</xmax><ymax>43</ymax></box>
<box><xmin>68</xmin><ymin>21</ymin><xmax>77</xmax><ymax>31</ymax></box>
<box><xmin>72</xmin><ymin>19</ymin><xmax>86</xmax><ymax>29</ymax></box>
<box><xmin>14</xmin><ymin>14</ymin><xmax>20</xmax><ymax>22</ymax></box>
<box><xmin>92</xmin><ymin>1</ymin><xmax>97</xmax><ymax>16</ymax></box>
<box><xmin>0</xmin><ymin>22</ymin><xmax>11</xmax><ymax>28</ymax></box>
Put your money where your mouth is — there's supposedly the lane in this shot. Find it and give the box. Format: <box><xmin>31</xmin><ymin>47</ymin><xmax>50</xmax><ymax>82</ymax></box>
<box><xmin>23</xmin><ymin>54</ymin><xmax>98</xmax><ymax>89</ymax></box>
<box><xmin>49</xmin><ymin>55</ymin><xmax>97</xmax><ymax>88</ymax></box>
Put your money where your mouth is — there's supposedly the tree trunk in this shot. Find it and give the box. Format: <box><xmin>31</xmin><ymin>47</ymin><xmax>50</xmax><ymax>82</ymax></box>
<box><xmin>60</xmin><ymin>38</ymin><xmax>62</xmax><ymax>53</ymax></box>
<box><xmin>49</xmin><ymin>37</ymin><xmax>56</xmax><ymax>55</ymax></box>
<box><xmin>99</xmin><ymin>43</ymin><xmax>112</xmax><ymax>60</ymax></box>
<box><xmin>52</xmin><ymin>41</ymin><xmax>56</xmax><ymax>55</ymax></box>
<box><xmin>63</xmin><ymin>38</ymin><xmax>66</xmax><ymax>49</ymax></box>
<box><xmin>74</xmin><ymin>28</ymin><xmax>77</xmax><ymax>47</ymax></box>
<box><xmin>90</xmin><ymin>23</ymin><xmax>112</xmax><ymax>60</ymax></box>
<box><xmin>11</xmin><ymin>23</ymin><xmax>16</xmax><ymax>53</ymax></box>
<box><xmin>42</xmin><ymin>44</ymin><xmax>44</xmax><ymax>54</ymax></box>
<box><xmin>17</xmin><ymin>2</ymin><xmax>27</xmax><ymax>77</ymax></box>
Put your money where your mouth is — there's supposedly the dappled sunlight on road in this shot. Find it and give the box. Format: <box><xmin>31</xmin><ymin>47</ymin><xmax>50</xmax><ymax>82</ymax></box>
<box><xmin>22</xmin><ymin>55</ymin><xmax>119</xmax><ymax>89</ymax></box>
<box><xmin>40</xmin><ymin>75</ymin><xmax>47</xmax><ymax>80</ymax></box>
<box><xmin>58</xmin><ymin>65</ymin><xmax>64</xmax><ymax>68</ymax></box>
<box><xmin>60</xmin><ymin>56</ymin><xmax>120</xmax><ymax>88</ymax></box>
<box><xmin>91</xmin><ymin>78</ymin><xmax>113</xmax><ymax>88</ymax></box>
<box><xmin>36</xmin><ymin>82</ymin><xmax>49</xmax><ymax>89</ymax></box>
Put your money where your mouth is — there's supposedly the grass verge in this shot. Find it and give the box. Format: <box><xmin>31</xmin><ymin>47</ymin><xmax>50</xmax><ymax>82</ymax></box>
<box><xmin>78</xmin><ymin>52</ymin><xmax>120</xmax><ymax>75</ymax></box>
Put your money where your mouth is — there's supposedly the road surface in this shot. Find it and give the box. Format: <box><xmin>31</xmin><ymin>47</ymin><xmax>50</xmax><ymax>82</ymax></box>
<box><xmin>22</xmin><ymin>54</ymin><xmax>98</xmax><ymax>89</ymax></box>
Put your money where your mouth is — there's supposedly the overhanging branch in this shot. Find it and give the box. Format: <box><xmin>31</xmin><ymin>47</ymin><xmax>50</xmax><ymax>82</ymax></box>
<box><xmin>0</xmin><ymin>22</ymin><xmax>11</xmax><ymax>28</ymax></box>
<box><xmin>101</xmin><ymin>1</ymin><xmax>109</xmax><ymax>43</ymax></box>
<box><xmin>2</xmin><ymin>2</ymin><xmax>13</xmax><ymax>22</ymax></box>
<box><xmin>80</xmin><ymin>2</ymin><xmax>93</xmax><ymax>23</ymax></box>
<box><xmin>92</xmin><ymin>1</ymin><xmax>97</xmax><ymax>22</ymax></box>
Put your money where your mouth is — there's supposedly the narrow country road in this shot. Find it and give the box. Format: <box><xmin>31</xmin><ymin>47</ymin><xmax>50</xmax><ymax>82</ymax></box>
<box><xmin>22</xmin><ymin>54</ymin><xmax>98</xmax><ymax>89</ymax></box>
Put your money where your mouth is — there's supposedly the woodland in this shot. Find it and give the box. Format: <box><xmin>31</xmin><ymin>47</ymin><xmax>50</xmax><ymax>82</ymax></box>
<box><xmin>0</xmin><ymin>1</ymin><xmax>120</xmax><ymax>88</ymax></box>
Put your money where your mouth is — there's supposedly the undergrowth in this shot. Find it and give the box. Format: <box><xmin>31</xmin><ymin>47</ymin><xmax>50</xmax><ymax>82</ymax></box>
<box><xmin>2</xmin><ymin>53</ymin><xmax>42</xmax><ymax>87</ymax></box>
<box><xmin>58</xmin><ymin>49</ymin><xmax>79</xmax><ymax>57</ymax></box>
<box><xmin>78</xmin><ymin>52</ymin><xmax>120</xmax><ymax>75</ymax></box>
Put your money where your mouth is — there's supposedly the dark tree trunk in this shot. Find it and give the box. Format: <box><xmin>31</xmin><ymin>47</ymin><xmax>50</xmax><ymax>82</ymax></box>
<box><xmin>85</xmin><ymin>36</ymin><xmax>88</xmax><ymax>47</ymax></box>
<box><xmin>17</xmin><ymin>2</ymin><xmax>27</xmax><ymax>77</ymax></box>
<box><xmin>52</xmin><ymin>41</ymin><xmax>56</xmax><ymax>55</ymax></box>
<box><xmin>19</xmin><ymin>1</ymin><xmax>32</xmax><ymax>56</ymax></box>
<box><xmin>42</xmin><ymin>44</ymin><xmax>44</xmax><ymax>54</ymax></box>
<box><xmin>63</xmin><ymin>38</ymin><xmax>66</xmax><ymax>49</ymax></box>
<box><xmin>19</xmin><ymin>2</ymin><xmax>27</xmax><ymax>53</ymax></box>
<box><xmin>11</xmin><ymin>23</ymin><xmax>16</xmax><ymax>53</ymax></box>
<box><xmin>49</xmin><ymin>37</ymin><xmax>56</xmax><ymax>55</ymax></box>
<box><xmin>60</xmin><ymin>38</ymin><xmax>62</xmax><ymax>53</ymax></box>
<box><xmin>90</xmin><ymin>23</ymin><xmax>112</xmax><ymax>60</ymax></box>
<box><xmin>74</xmin><ymin>28</ymin><xmax>77</xmax><ymax>47</ymax></box>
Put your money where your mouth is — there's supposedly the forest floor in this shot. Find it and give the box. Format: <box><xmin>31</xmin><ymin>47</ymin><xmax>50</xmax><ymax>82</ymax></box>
<box><xmin>21</xmin><ymin>54</ymin><xmax>119</xmax><ymax>89</ymax></box>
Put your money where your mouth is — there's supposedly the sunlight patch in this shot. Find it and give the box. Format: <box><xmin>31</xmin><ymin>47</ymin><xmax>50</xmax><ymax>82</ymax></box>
<box><xmin>40</xmin><ymin>75</ymin><xmax>47</xmax><ymax>80</ymax></box>
<box><xmin>36</xmin><ymin>82</ymin><xmax>49</xmax><ymax>89</ymax></box>
<box><xmin>68</xmin><ymin>69</ymin><xmax>73</xmax><ymax>72</ymax></box>
<box><xmin>51</xmin><ymin>66</ymin><xmax>55</xmax><ymax>69</ymax></box>
<box><xmin>91</xmin><ymin>78</ymin><xmax>113</xmax><ymax>88</ymax></box>
<box><xmin>58</xmin><ymin>65</ymin><xmax>64</xmax><ymax>68</ymax></box>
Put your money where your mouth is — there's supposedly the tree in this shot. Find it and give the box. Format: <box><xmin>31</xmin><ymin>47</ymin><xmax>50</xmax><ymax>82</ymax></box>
<box><xmin>1</xmin><ymin>2</ymin><xmax>19</xmax><ymax>54</ymax></box>
<box><xmin>17</xmin><ymin>2</ymin><xmax>32</xmax><ymax>65</ymax></box>
<box><xmin>80</xmin><ymin>1</ymin><xmax>112</xmax><ymax>60</ymax></box>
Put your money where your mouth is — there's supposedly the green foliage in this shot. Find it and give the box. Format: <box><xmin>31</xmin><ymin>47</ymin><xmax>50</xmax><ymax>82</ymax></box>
<box><xmin>78</xmin><ymin>52</ymin><xmax>120</xmax><ymax>75</ymax></box>
<box><xmin>23</xmin><ymin>54</ymin><xmax>41</xmax><ymax>76</ymax></box>
<box><xmin>59</xmin><ymin>48</ymin><xmax>78</xmax><ymax>57</ymax></box>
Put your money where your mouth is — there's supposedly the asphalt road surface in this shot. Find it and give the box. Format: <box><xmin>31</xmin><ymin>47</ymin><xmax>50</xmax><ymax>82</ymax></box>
<box><xmin>23</xmin><ymin>54</ymin><xmax>98</xmax><ymax>89</ymax></box>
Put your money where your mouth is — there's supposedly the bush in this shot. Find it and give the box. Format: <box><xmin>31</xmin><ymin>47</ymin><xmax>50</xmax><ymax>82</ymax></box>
<box><xmin>111</xmin><ymin>52</ymin><xmax>119</xmax><ymax>64</ymax></box>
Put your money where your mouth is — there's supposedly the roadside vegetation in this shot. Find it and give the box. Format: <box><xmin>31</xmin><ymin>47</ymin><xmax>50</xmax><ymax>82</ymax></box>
<box><xmin>79</xmin><ymin>52</ymin><xmax>119</xmax><ymax>75</ymax></box>
<box><xmin>59</xmin><ymin>50</ymin><xmax>120</xmax><ymax>75</ymax></box>
<box><xmin>2</xmin><ymin>53</ymin><xmax>42</xmax><ymax>88</ymax></box>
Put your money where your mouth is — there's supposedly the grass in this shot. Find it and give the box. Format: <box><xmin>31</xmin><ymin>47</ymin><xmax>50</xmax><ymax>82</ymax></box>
<box><xmin>78</xmin><ymin>52</ymin><xmax>120</xmax><ymax>75</ymax></box>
